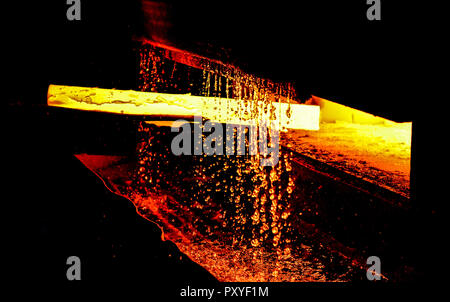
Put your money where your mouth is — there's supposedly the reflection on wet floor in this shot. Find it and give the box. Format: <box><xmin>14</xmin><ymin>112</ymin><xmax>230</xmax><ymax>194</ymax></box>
<box><xmin>75</xmin><ymin>123</ymin><xmax>371</xmax><ymax>282</ymax></box>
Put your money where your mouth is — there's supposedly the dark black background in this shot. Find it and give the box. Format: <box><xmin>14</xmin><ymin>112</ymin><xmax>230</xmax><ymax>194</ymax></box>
<box><xmin>3</xmin><ymin>0</ymin><xmax>440</xmax><ymax>296</ymax></box>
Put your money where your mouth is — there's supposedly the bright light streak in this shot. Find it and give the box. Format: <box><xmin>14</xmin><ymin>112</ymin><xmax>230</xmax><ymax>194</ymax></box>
<box><xmin>48</xmin><ymin>84</ymin><xmax>320</xmax><ymax>130</ymax></box>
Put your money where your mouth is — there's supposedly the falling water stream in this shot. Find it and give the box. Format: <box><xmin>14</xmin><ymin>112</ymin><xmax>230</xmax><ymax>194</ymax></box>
<box><xmin>75</xmin><ymin>41</ymin><xmax>366</xmax><ymax>281</ymax></box>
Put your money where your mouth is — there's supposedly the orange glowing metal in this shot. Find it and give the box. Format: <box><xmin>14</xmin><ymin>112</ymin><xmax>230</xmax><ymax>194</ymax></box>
<box><xmin>47</xmin><ymin>84</ymin><xmax>320</xmax><ymax>130</ymax></box>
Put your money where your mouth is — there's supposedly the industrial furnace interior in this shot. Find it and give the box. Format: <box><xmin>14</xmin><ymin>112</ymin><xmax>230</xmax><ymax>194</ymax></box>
<box><xmin>5</xmin><ymin>0</ymin><xmax>436</xmax><ymax>296</ymax></box>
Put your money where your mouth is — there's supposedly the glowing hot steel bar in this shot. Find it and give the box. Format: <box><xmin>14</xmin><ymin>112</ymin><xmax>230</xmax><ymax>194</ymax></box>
<box><xmin>47</xmin><ymin>84</ymin><xmax>320</xmax><ymax>130</ymax></box>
